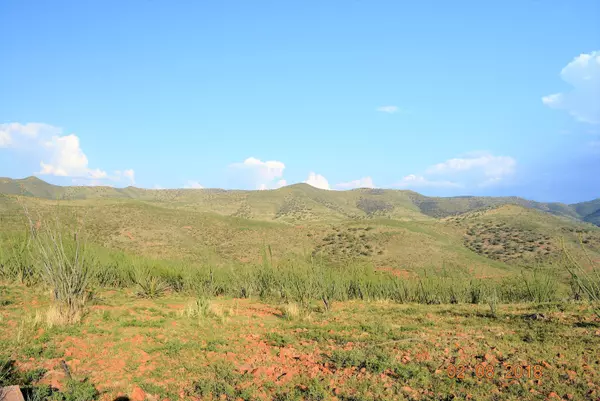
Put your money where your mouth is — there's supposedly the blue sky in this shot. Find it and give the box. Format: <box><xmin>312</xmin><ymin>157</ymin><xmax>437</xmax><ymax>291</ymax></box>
<box><xmin>0</xmin><ymin>0</ymin><xmax>598</xmax><ymax>203</ymax></box>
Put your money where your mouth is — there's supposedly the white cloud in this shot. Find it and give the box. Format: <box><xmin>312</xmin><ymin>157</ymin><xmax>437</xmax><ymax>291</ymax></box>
<box><xmin>88</xmin><ymin>169</ymin><xmax>108</xmax><ymax>179</ymax></box>
<box><xmin>394</xmin><ymin>152</ymin><xmax>516</xmax><ymax>190</ymax></box>
<box><xmin>393</xmin><ymin>174</ymin><xmax>461</xmax><ymax>189</ymax></box>
<box><xmin>153</xmin><ymin>184</ymin><xmax>164</xmax><ymax>190</ymax></box>
<box><xmin>275</xmin><ymin>179</ymin><xmax>287</xmax><ymax>188</ymax></box>
<box><xmin>0</xmin><ymin>123</ymin><xmax>61</xmax><ymax>145</ymax></box>
<box><xmin>38</xmin><ymin>134</ymin><xmax>105</xmax><ymax>178</ymax></box>
<box><xmin>335</xmin><ymin>177</ymin><xmax>375</xmax><ymax>189</ymax></box>
<box><xmin>425</xmin><ymin>153</ymin><xmax>516</xmax><ymax>181</ymax></box>
<box><xmin>230</xmin><ymin>157</ymin><xmax>286</xmax><ymax>190</ymax></box>
<box><xmin>542</xmin><ymin>50</ymin><xmax>600</xmax><ymax>124</ymax></box>
<box><xmin>0</xmin><ymin>130</ymin><xmax>11</xmax><ymax>147</ymax></box>
<box><xmin>376</xmin><ymin>106</ymin><xmax>399</xmax><ymax>114</ymax></box>
<box><xmin>0</xmin><ymin>123</ymin><xmax>61</xmax><ymax>147</ymax></box>
<box><xmin>184</xmin><ymin>180</ymin><xmax>204</xmax><ymax>189</ymax></box>
<box><xmin>304</xmin><ymin>172</ymin><xmax>330</xmax><ymax>190</ymax></box>
<box><xmin>0</xmin><ymin>122</ymin><xmax>134</xmax><ymax>186</ymax></box>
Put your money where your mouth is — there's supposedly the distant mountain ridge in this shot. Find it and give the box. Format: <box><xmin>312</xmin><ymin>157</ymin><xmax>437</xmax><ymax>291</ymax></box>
<box><xmin>1</xmin><ymin>176</ymin><xmax>599</xmax><ymax>226</ymax></box>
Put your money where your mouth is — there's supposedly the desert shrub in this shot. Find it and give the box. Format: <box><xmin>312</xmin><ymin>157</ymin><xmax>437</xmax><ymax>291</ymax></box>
<box><xmin>298</xmin><ymin>378</ymin><xmax>330</xmax><ymax>401</ymax></box>
<box><xmin>0</xmin><ymin>359</ymin><xmax>17</xmax><ymax>386</ymax></box>
<box><xmin>131</xmin><ymin>262</ymin><xmax>170</xmax><ymax>298</ymax></box>
<box><xmin>327</xmin><ymin>347</ymin><xmax>394</xmax><ymax>373</ymax></box>
<box><xmin>19</xmin><ymin>379</ymin><xmax>100</xmax><ymax>401</ymax></box>
<box><xmin>265</xmin><ymin>332</ymin><xmax>292</xmax><ymax>347</ymax></box>
<box><xmin>22</xmin><ymin>205</ymin><xmax>95</xmax><ymax>326</ymax></box>
<box><xmin>184</xmin><ymin>297</ymin><xmax>211</xmax><ymax>318</ymax></box>
<box><xmin>0</xmin><ymin>233</ymin><xmax>37</xmax><ymax>284</ymax></box>
<box><xmin>356</xmin><ymin>198</ymin><xmax>393</xmax><ymax>216</ymax></box>
<box><xmin>92</xmin><ymin>251</ymin><xmax>134</xmax><ymax>288</ymax></box>
<box><xmin>0</xmin><ymin>359</ymin><xmax>50</xmax><ymax>389</ymax></box>
<box><xmin>279</xmin><ymin>302</ymin><xmax>301</xmax><ymax>320</ymax></box>
<box><xmin>188</xmin><ymin>360</ymin><xmax>246</xmax><ymax>400</ymax></box>
<box><xmin>520</xmin><ymin>269</ymin><xmax>559</xmax><ymax>303</ymax></box>
<box><xmin>562</xmin><ymin>238</ymin><xmax>600</xmax><ymax>317</ymax></box>
<box><xmin>487</xmin><ymin>288</ymin><xmax>499</xmax><ymax>318</ymax></box>
<box><xmin>59</xmin><ymin>379</ymin><xmax>100</xmax><ymax>401</ymax></box>
<box><xmin>468</xmin><ymin>280</ymin><xmax>485</xmax><ymax>304</ymax></box>
<box><xmin>182</xmin><ymin>296</ymin><xmax>227</xmax><ymax>322</ymax></box>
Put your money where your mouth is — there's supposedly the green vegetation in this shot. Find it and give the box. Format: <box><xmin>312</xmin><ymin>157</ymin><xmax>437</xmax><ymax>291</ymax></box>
<box><xmin>2</xmin><ymin>176</ymin><xmax>599</xmax><ymax>225</ymax></box>
<box><xmin>327</xmin><ymin>347</ymin><xmax>394</xmax><ymax>373</ymax></box>
<box><xmin>1</xmin><ymin>359</ymin><xmax>99</xmax><ymax>401</ymax></box>
<box><xmin>1</xmin><ymin>178</ymin><xmax>600</xmax><ymax>400</ymax></box>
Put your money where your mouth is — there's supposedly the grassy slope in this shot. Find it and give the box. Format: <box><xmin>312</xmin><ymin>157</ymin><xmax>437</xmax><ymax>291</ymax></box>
<box><xmin>2</xmin><ymin>180</ymin><xmax>600</xmax><ymax>400</ymax></box>
<box><xmin>1</xmin><ymin>177</ymin><xmax>599</xmax><ymax>280</ymax></box>
<box><xmin>2</xmin><ymin>176</ymin><xmax>599</xmax><ymax>224</ymax></box>
<box><xmin>444</xmin><ymin>205</ymin><xmax>600</xmax><ymax>267</ymax></box>
<box><xmin>2</xmin><ymin>191</ymin><xmax>599</xmax><ymax>280</ymax></box>
<box><xmin>572</xmin><ymin>198</ymin><xmax>600</xmax><ymax>225</ymax></box>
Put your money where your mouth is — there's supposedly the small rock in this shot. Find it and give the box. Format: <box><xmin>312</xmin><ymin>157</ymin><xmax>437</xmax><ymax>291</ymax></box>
<box><xmin>0</xmin><ymin>386</ymin><xmax>25</xmax><ymax>401</ymax></box>
<box><xmin>131</xmin><ymin>386</ymin><xmax>146</xmax><ymax>401</ymax></box>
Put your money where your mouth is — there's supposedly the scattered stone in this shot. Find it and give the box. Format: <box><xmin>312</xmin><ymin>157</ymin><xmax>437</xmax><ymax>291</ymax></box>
<box><xmin>131</xmin><ymin>386</ymin><xmax>146</xmax><ymax>401</ymax></box>
<box><xmin>0</xmin><ymin>386</ymin><xmax>25</xmax><ymax>401</ymax></box>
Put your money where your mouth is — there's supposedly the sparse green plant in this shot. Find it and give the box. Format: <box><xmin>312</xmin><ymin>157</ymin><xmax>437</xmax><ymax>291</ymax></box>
<box><xmin>188</xmin><ymin>360</ymin><xmax>246</xmax><ymax>400</ymax></box>
<box><xmin>487</xmin><ymin>288</ymin><xmax>499</xmax><ymax>318</ymax></box>
<box><xmin>183</xmin><ymin>296</ymin><xmax>211</xmax><ymax>318</ymax></box>
<box><xmin>58</xmin><ymin>379</ymin><xmax>100</xmax><ymax>401</ymax></box>
<box><xmin>279</xmin><ymin>302</ymin><xmax>302</xmax><ymax>320</ymax></box>
<box><xmin>265</xmin><ymin>332</ymin><xmax>291</xmax><ymax>347</ymax></box>
<box><xmin>0</xmin><ymin>233</ymin><xmax>36</xmax><ymax>284</ymax></box>
<box><xmin>21</xmin><ymin>202</ymin><xmax>95</xmax><ymax>325</ymax></box>
<box><xmin>327</xmin><ymin>347</ymin><xmax>393</xmax><ymax>373</ymax></box>
<box><xmin>562</xmin><ymin>237</ymin><xmax>600</xmax><ymax>317</ymax></box>
<box><xmin>131</xmin><ymin>262</ymin><xmax>170</xmax><ymax>298</ymax></box>
<box><xmin>521</xmin><ymin>268</ymin><xmax>558</xmax><ymax>303</ymax></box>
<box><xmin>0</xmin><ymin>359</ymin><xmax>17</xmax><ymax>386</ymax></box>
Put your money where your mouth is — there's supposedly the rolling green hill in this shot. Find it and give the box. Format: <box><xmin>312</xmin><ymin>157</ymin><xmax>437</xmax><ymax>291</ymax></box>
<box><xmin>1</xmin><ymin>176</ymin><xmax>598</xmax><ymax>225</ymax></box>
<box><xmin>1</xmin><ymin>177</ymin><xmax>599</xmax><ymax>276</ymax></box>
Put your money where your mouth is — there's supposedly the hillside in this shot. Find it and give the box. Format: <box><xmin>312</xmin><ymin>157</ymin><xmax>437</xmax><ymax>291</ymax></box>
<box><xmin>1</xmin><ymin>177</ymin><xmax>599</xmax><ymax>276</ymax></box>
<box><xmin>1</xmin><ymin>176</ymin><xmax>599</xmax><ymax>225</ymax></box>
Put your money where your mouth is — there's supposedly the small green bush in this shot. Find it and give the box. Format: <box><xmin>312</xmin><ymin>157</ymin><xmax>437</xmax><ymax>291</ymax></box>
<box><xmin>327</xmin><ymin>347</ymin><xmax>393</xmax><ymax>373</ymax></box>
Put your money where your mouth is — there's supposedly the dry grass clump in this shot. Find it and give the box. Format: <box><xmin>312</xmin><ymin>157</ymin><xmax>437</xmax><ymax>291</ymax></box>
<box><xmin>181</xmin><ymin>297</ymin><xmax>231</xmax><ymax>324</ymax></box>
<box><xmin>279</xmin><ymin>302</ymin><xmax>302</xmax><ymax>320</ymax></box>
